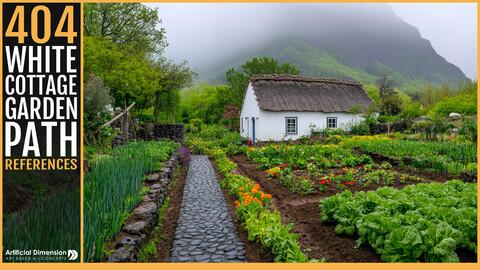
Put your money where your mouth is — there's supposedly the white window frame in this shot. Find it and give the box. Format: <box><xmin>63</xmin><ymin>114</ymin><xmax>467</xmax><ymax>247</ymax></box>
<box><xmin>327</xmin><ymin>117</ymin><xmax>337</xmax><ymax>129</ymax></box>
<box><xmin>285</xmin><ymin>117</ymin><xmax>298</xmax><ymax>135</ymax></box>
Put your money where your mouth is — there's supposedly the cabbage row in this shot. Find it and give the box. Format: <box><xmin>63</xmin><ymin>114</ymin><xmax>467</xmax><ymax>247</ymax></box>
<box><xmin>319</xmin><ymin>180</ymin><xmax>477</xmax><ymax>262</ymax></box>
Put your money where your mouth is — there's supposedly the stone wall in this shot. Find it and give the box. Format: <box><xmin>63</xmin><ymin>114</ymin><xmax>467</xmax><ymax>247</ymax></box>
<box><xmin>107</xmin><ymin>149</ymin><xmax>180</xmax><ymax>262</ymax></box>
<box><xmin>138</xmin><ymin>123</ymin><xmax>184</xmax><ymax>144</ymax></box>
<box><xmin>369</xmin><ymin>120</ymin><xmax>413</xmax><ymax>135</ymax></box>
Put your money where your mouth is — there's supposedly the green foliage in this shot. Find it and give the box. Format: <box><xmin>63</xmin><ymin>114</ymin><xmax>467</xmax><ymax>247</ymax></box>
<box><xmin>84</xmin><ymin>3</ymin><xmax>167</xmax><ymax>53</ymax></box>
<box><xmin>459</xmin><ymin>116</ymin><xmax>477</xmax><ymax>143</ymax></box>
<box><xmin>83</xmin><ymin>36</ymin><xmax>157</xmax><ymax>107</ymax></box>
<box><xmin>179</xmin><ymin>83</ymin><xmax>234</xmax><ymax>124</ymax></box>
<box><xmin>363</xmin><ymin>84</ymin><xmax>380</xmax><ymax>105</ymax></box>
<box><xmin>346</xmin><ymin>136</ymin><xmax>476</xmax><ymax>171</ymax></box>
<box><xmin>83</xmin><ymin>140</ymin><xmax>179</xmax><ymax>262</ymax></box>
<box><xmin>398</xmin><ymin>101</ymin><xmax>426</xmax><ymax>120</ymax></box>
<box><xmin>381</xmin><ymin>162</ymin><xmax>392</xmax><ymax>170</ymax></box>
<box><xmin>430</xmin><ymin>94</ymin><xmax>477</xmax><ymax>118</ymax></box>
<box><xmin>3</xmin><ymin>188</ymin><xmax>80</xmax><ymax>262</ymax></box>
<box><xmin>348</xmin><ymin>120</ymin><xmax>371</xmax><ymax>135</ymax></box>
<box><xmin>319</xmin><ymin>180</ymin><xmax>477</xmax><ymax>262</ymax></box>
<box><xmin>150</xmin><ymin>58</ymin><xmax>197</xmax><ymax>123</ymax></box>
<box><xmin>138</xmin><ymin>237</ymin><xmax>158</xmax><ymax>262</ymax></box>
<box><xmin>83</xmin><ymin>74</ymin><xmax>114</xmax><ymax>130</ymax></box>
<box><xmin>466</xmin><ymin>163</ymin><xmax>477</xmax><ymax>173</ymax></box>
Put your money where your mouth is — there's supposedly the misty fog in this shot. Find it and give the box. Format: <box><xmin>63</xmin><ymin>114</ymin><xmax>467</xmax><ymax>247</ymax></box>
<box><xmin>148</xmin><ymin>3</ymin><xmax>477</xmax><ymax>80</ymax></box>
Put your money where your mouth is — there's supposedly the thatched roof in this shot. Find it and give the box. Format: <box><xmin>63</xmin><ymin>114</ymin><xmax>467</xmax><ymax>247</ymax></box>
<box><xmin>249</xmin><ymin>74</ymin><xmax>373</xmax><ymax>113</ymax></box>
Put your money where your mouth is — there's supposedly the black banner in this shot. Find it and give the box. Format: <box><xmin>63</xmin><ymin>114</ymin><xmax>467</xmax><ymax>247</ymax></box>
<box><xmin>2</xmin><ymin>3</ymin><xmax>80</xmax><ymax>262</ymax></box>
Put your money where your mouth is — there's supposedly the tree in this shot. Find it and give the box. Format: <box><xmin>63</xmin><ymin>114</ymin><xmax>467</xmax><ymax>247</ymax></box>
<box><xmin>83</xmin><ymin>36</ymin><xmax>157</xmax><ymax>108</ymax></box>
<box><xmin>84</xmin><ymin>3</ymin><xmax>167</xmax><ymax>54</ymax></box>
<box><xmin>226</xmin><ymin>56</ymin><xmax>300</xmax><ymax>106</ymax></box>
<box><xmin>375</xmin><ymin>67</ymin><xmax>396</xmax><ymax>100</ymax></box>
<box><xmin>83</xmin><ymin>74</ymin><xmax>113</xmax><ymax>130</ymax></box>
<box><xmin>151</xmin><ymin>58</ymin><xmax>197</xmax><ymax>123</ymax></box>
<box><xmin>375</xmin><ymin>68</ymin><xmax>402</xmax><ymax>116</ymax></box>
<box><xmin>178</xmin><ymin>83</ymin><xmax>234</xmax><ymax>125</ymax></box>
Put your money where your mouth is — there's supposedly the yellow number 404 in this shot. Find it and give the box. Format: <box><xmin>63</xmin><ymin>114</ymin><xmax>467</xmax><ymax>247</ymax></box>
<box><xmin>5</xmin><ymin>5</ymin><xmax>77</xmax><ymax>44</ymax></box>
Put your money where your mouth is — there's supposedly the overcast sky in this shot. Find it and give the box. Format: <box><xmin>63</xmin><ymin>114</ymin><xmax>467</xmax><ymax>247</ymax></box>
<box><xmin>148</xmin><ymin>3</ymin><xmax>477</xmax><ymax>80</ymax></box>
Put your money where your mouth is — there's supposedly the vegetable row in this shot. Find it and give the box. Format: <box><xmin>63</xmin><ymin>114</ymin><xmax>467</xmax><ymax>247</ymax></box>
<box><xmin>83</xmin><ymin>140</ymin><xmax>179</xmax><ymax>262</ymax></box>
<box><xmin>319</xmin><ymin>180</ymin><xmax>477</xmax><ymax>262</ymax></box>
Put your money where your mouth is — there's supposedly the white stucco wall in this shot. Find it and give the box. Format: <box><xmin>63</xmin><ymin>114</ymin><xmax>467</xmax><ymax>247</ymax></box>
<box><xmin>256</xmin><ymin>111</ymin><xmax>362</xmax><ymax>141</ymax></box>
<box><xmin>239</xmin><ymin>83</ymin><xmax>260</xmax><ymax>140</ymax></box>
<box><xmin>239</xmin><ymin>82</ymin><xmax>364</xmax><ymax>142</ymax></box>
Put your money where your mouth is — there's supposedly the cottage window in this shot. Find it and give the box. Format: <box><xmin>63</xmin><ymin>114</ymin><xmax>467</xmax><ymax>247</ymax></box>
<box><xmin>285</xmin><ymin>117</ymin><xmax>297</xmax><ymax>134</ymax></box>
<box><xmin>327</xmin><ymin>117</ymin><xmax>337</xmax><ymax>129</ymax></box>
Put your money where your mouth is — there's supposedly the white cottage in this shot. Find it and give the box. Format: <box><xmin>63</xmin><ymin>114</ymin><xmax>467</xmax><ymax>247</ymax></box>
<box><xmin>239</xmin><ymin>74</ymin><xmax>373</xmax><ymax>142</ymax></box>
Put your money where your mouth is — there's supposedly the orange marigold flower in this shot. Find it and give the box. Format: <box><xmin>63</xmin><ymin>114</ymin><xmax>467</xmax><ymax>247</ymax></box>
<box><xmin>238</xmin><ymin>187</ymin><xmax>244</xmax><ymax>191</ymax></box>
<box><xmin>239</xmin><ymin>192</ymin><xmax>242</xmax><ymax>196</ymax></box>
<box><xmin>248</xmin><ymin>183</ymin><xmax>252</xmax><ymax>186</ymax></box>
<box><xmin>235</xmin><ymin>200</ymin><xmax>239</xmax><ymax>204</ymax></box>
<box><xmin>265</xmin><ymin>194</ymin><xmax>272</xmax><ymax>199</ymax></box>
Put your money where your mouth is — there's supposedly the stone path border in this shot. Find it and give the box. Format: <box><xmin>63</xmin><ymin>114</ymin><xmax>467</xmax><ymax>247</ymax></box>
<box><xmin>170</xmin><ymin>155</ymin><xmax>247</xmax><ymax>263</ymax></box>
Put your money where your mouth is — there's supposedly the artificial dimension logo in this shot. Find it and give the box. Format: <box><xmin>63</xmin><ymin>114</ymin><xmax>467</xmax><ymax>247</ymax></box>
<box><xmin>68</xmin><ymin>250</ymin><xmax>78</xmax><ymax>260</ymax></box>
<box><xmin>4</xmin><ymin>249</ymin><xmax>78</xmax><ymax>261</ymax></box>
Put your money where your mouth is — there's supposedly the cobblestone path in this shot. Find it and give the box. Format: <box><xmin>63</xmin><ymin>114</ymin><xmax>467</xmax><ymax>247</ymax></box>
<box><xmin>169</xmin><ymin>155</ymin><xmax>247</xmax><ymax>263</ymax></box>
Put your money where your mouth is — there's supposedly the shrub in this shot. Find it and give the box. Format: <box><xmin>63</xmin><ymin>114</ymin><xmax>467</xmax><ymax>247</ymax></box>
<box><xmin>466</xmin><ymin>163</ymin><xmax>477</xmax><ymax>173</ymax></box>
<box><xmin>349</xmin><ymin>120</ymin><xmax>370</xmax><ymax>135</ymax></box>
<box><xmin>377</xmin><ymin>115</ymin><xmax>389</xmax><ymax>123</ymax></box>
<box><xmin>430</xmin><ymin>94</ymin><xmax>476</xmax><ymax>118</ymax></box>
<box><xmin>399</xmin><ymin>101</ymin><xmax>426</xmax><ymax>120</ymax></box>
<box><xmin>178</xmin><ymin>146</ymin><xmax>191</xmax><ymax>165</ymax></box>
<box><xmin>83</xmin><ymin>74</ymin><xmax>113</xmax><ymax>130</ymax></box>
<box><xmin>382</xmin><ymin>162</ymin><xmax>392</xmax><ymax>170</ymax></box>
<box><xmin>459</xmin><ymin>116</ymin><xmax>477</xmax><ymax>143</ymax></box>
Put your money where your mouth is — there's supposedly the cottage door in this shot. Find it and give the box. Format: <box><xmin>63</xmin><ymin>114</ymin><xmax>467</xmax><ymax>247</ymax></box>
<box><xmin>251</xmin><ymin>118</ymin><xmax>255</xmax><ymax>146</ymax></box>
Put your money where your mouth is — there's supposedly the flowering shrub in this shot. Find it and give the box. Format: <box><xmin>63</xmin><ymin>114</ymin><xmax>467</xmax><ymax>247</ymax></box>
<box><xmin>266</xmin><ymin>167</ymin><xmax>281</xmax><ymax>178</ymax></box>
<box><xmin>178</xmin><ymin>146</ymin><xmax>191</xmax><ymax>166</ymax></box>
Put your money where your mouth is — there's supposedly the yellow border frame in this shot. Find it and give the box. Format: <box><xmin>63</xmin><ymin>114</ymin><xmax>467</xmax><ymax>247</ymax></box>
<box><xmin>0</xmin><ymin>1</ymin><xmax>478</xmax><ymax>270</ymax></box>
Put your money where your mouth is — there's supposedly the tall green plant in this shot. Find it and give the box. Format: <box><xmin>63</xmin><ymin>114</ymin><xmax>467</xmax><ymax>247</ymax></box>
<box><xmin>83</xmin><ymin>140</ymin><xmax>179</xmax><ymax>262</ymax></box>
<box><xmin>3</xmin><ymin>188</ymin><xmax>80</xmax><ymax>262</ymax></box>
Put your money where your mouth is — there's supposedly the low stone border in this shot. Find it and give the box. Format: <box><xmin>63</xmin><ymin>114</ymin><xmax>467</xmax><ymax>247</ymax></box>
<box><xmin>107</xmin><ymin>148</ymin><xmax>180</xmax><ymax>262</ymax></box>
<box><xmin>460</xmin><ymin>170</ymin><xmax>477</xmax><ymax>183</ymax></box>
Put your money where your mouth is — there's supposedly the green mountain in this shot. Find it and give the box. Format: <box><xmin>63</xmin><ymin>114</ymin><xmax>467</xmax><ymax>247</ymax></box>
<box><xmin>202</xmin><ymin>5</ymin><xmax>466</xmax><ymax>91</ymax></box>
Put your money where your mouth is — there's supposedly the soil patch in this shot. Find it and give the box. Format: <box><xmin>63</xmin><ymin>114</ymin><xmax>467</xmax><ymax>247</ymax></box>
<box><xmin>229</xmin><ymin>154</ymin><xmax>477</xmax><ymax>263</ymax></box>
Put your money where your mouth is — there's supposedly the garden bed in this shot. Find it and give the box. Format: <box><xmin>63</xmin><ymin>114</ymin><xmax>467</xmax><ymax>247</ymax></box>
<box><xmin>210</xmin><ymin>158</ymin><xmax>277</xmax><ymax>262</ymax></box>
<box><xmin>229</xmin><ymin>154</ymin><xmax>477</xmax><ymax>262</ymax></box>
